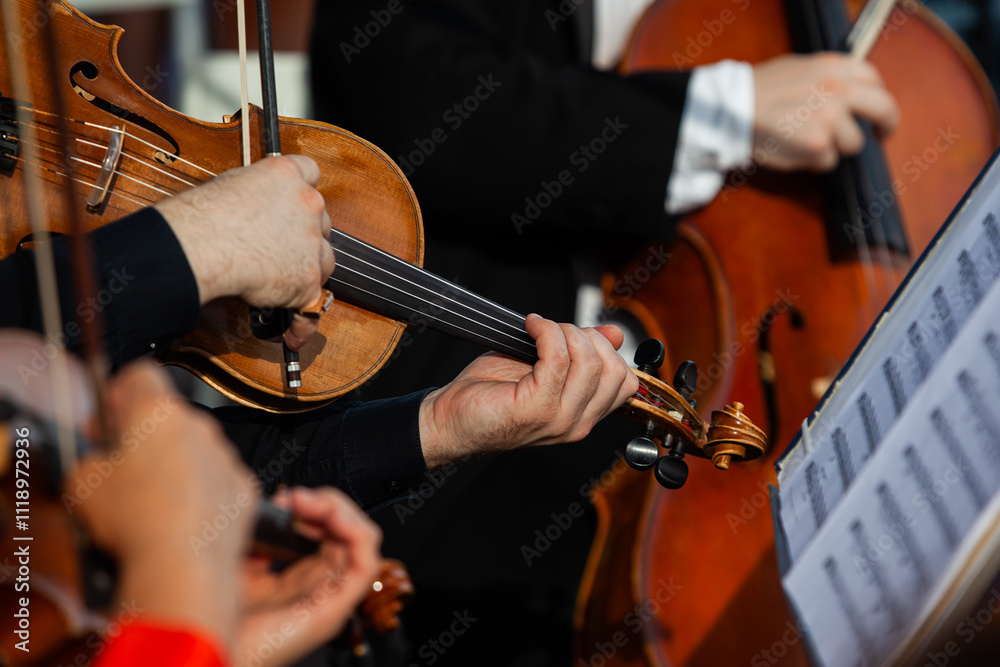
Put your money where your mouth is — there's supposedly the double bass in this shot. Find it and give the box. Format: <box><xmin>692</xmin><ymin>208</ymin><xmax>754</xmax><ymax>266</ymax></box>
<box><xmin>577</xmin><ymin>0</ymin><xmax>999</xmax><ymax>665</ymax></box>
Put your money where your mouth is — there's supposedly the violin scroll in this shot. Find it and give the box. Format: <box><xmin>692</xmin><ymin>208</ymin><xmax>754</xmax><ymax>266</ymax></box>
<box><xmin>361</xmin><ymin>559</ymin><xmax>415</xmax><ymax>634</ymax></box>
<box><xmin>621</xmin><ymin>339</ymin><xmax>768</xmax><ymax>489</ymax></box>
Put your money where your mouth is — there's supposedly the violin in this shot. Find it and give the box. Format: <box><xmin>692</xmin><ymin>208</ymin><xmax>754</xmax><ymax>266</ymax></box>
<box><xmin>0</xmin><ymin>330</ymin><xmax>415</xmax><ymax>666</ymax></box>
<box><xmin>577</xmin><ymin>1</ymin><xmax>999</xmax><ymax>665</ymax></box>
<box><xmin>0</xmin><ymin>0</ymin><xmax>768</xmax><ymax>481</ymax></box>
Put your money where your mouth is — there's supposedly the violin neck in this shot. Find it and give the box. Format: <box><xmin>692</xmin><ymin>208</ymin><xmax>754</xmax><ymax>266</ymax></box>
<box><xmin>785</xmin><ymin>0</ymin><xmax>909</xmax><ymax>258</ymax></box>
<box><xmin>326</xmin><ymin>229</ymin><xmax>538</xmax><ymax>364</ymax></box>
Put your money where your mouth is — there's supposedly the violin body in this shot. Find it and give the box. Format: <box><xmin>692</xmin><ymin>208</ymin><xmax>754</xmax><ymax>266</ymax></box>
<box><xmin>576</xmin><ymin>1</ymin><xmax>999</xmax><ymax>665</ymax></box>
<box><xmin>0</xmin><ymin>0</ymin><xmax>423</xmax><ymax>412</ymax></box>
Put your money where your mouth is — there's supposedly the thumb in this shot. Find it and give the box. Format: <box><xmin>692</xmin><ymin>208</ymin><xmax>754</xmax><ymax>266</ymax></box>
<box><xmin>592</xmin><ymin>324</ymin><xmax>625</xmax><ymax>350</ymax></box>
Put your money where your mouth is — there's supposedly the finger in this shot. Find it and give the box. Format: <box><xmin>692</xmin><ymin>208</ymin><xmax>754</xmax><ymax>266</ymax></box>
<box><xmin>284</xmin><ymin>312</ymin><xmax>320</xmax><ymax>351</ymax></box>
<box><xmin>851</xmin><ymin>60</ymin><xmax>885</xmax><ymax>88</ymax></box>
<box><xmin>320</xmin><ymin>209</ymin><xmax>333</xmax><ymax>238</ymax></box>
<box><xmin>577</xmin><ymin>328</ymin><xmax>632</xmax><ymax>425</ymax></box>
<box><xmin>522</xmin><ymin>314</ymin><xmax>571</xmax><ymax>400</ymax></box>
<box><xmin>321</xmin><ymin>238</ymin><xmax>336</xmax><ymax>283</ymax></box>
<box><xmin>106</xmin><ymin>362</ymin><xmax>178</xmax><ymax>430</ymax></box>
<box><xmin>809</xmin><ymin>142</ymin><xmax>840</xmax><ymax>172</ymax></box>
<box><xmin>556</xmin><ymin>323</ymin><xmax>604</xmax><ymax>427</ymax></box>
<box><xmin>283</xmin><ymin>154</ymin><xmax>322</xmax><ymax>188</ymax></box>
<box><xmin>843</xmin><ymin>83</ymin><xmax>900</xmax><ymax>136</ymax></box>
<box><xmin>289</xmin><ymin>487</ymin><xmax>381</xmax><ymax>551</ymax></box>
<box><xmin>833</xmin><ymin>114</ymin><xmax>866</xmax><ymax>157</ymax></box>
<box><xmin>592</xmin><ymin>324</ymin><xmax>625</xmax><ymax>351</ymax></box>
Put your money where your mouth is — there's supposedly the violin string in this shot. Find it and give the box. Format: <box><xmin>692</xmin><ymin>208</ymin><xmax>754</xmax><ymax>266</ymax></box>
<box><xmin>75</xmin><ymin>136</ymin><xmax>199</xmax><ymax>189</ymax></box>
<box><xmin>328</xmin><ymin>259</ymin><xmax>533</xmax><ymax>349</ymax></box>
<box><xmin>326</xmin><ymin>274</ymin><xmax>537</xmax><ymax>359</ymax></box>
<box><xmin>22</xmin><ymin>119</ymin><xmax>202</xmax><ymax>191</ymax></box>
<box><xmin>14</xmin><ymin>109</ymin><xmax>536</xmax><ymax>348</ymax></box>
<box><xmin>14</xmin><ymin>135</ymin><xmax>178</xmax><ymax>201</ymax></box>
<box><xmin>11</xmin><ymin>155</ymin><xmax>158</xmax><ymax>209</ymax></box>
<box><xmin>20</xmin><ymin>106</ymin><xmax>219</xmax><ymax>179</ymax></box>
<box><xmin>328</xmin><ymin>229</ymin><xmax>529</xmax><ymax>334</ymax></box>
<box><xmin>18</xmin><ymin>124</ymin><xmax>202</xmax><ymax>202</ymax></box>
<box><xmin>69</xmin><ymin>155</ymin><xmax>176</xmax><ymax>198</ymax></box>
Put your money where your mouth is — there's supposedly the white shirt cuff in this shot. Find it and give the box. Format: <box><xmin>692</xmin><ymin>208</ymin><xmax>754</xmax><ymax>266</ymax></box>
<box><xmin>666</xmin><ymin>60</ymin><xmax>754</xmax><ymax>215</ymax></box>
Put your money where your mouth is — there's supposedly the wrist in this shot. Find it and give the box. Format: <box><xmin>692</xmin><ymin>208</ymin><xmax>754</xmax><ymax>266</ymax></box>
<box><xmin>154</xmin><ymin>198</ymin><xmax>228</xmax><ymax>304</ymax></box>
<box><xmin>418</xmin><ymin>388</ymin><xmax>461</xmax><ymax>470</ymax></box>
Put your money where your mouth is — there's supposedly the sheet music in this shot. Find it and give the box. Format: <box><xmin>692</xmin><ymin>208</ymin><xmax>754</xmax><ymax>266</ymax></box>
<box><xmin>777</xmin><ymin>169</ymin><xmax>1000</xmax><ymax>561</ymax></box>
<box><xmin>782</xmin><ymin>276</ymin><xmax>1000</xmax><ymax>667</ymax></box>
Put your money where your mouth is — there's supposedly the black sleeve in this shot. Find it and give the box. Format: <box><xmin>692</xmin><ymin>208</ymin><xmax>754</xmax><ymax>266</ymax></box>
<box><xmin>310</xmin><ymin>0</ymin><xmax>690</xmax><ymax>243</ymax></box>
<box><xmin>0</xmin><ymin>208</ymin><xmax>201</xmax><ymax>368</ymax></box>
<box><xmin>214</xmin><ymin>389</ymin><xmax>434</xmax><ymax>512</ymax></box>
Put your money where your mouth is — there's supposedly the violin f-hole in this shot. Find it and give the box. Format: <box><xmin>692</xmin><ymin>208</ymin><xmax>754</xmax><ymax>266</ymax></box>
<box><xmin>69</xmin><ymin>61</ymin><xmax>181</xmax><ymax>165</ymax></box>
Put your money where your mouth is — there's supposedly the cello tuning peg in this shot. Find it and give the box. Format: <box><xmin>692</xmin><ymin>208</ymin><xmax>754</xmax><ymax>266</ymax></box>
<box><xmin>654</xmin><ymin>454</ymin><xmax>689</xmax><ymax>490</ymax></box>
<box><xmin>634</xmin><ymin>339</ymin><xmax>666</xmax><ymax>375</ymax></box>
<box><xmin>672</xmin><ymin>360</ymin><xmax>698</xmax><ymax>401</ymax></box>
<box><xmin>625</xmin><ymin>434</ymin><xmax>659</xmax><ymax>470</ymax></box>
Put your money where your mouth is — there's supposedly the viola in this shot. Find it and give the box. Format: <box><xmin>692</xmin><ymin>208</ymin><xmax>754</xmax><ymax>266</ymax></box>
<box><xmin>576</xmin><ymin>1</ymin><xmax>1000</xmax><ymax>665</ymax></box>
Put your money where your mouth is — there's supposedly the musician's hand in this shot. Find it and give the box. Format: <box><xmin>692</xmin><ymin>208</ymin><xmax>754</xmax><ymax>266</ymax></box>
<box><xmin>69</xmin><ymin>362</ymin><xmax>258</xmax><ymax>653</ymax></box>
<box><xmin>418</xmin><ymin>315</ymin><xmax>639</xmax><ymax>468</ymax></box>
<box><xmin>753</xmin><ymin>52</ymin><xmax>899</xmax><ymax>172</ymax></box>
<box><xmin>156</xmin><ymin>155</ymin><xmax>336</xmax><ymax>348</ymax></box>
<box><xmin>235</xmin><ymin>487</ymin><xmax>382</xmax><ymax>667</ymax></box>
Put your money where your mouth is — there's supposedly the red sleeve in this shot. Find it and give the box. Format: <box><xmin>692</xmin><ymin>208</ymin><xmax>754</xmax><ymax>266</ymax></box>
<box><xmin>95</xmin><ymin>622</ymin><xmax>228</xmax><ymax>667</ymax></box>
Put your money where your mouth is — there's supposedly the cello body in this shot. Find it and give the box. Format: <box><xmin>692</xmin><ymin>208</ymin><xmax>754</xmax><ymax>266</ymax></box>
<box><xmin>575</xmin><ymin>1</ymin><xmax>999</xmax><ymax>665</ymax></box>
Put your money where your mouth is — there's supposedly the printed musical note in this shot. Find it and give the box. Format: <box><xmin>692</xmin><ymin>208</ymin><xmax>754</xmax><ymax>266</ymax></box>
<box><xmin>824</xmin><ymin>556</ymin><xmax>876</xmax><ymax>664</ymax></box>
<box><xmin>883</xmin><ymin>357</ymin><xmax>906</xmax><ymax>415</ymax></box>
<box><xmin>958</xmin><ymin>250</ymin><xmax>983</xmax><ymax>305</ymax></box>
<box><xmin>850</xmin><ymin>519</ymin><xmax>904</xmax><ymax>632</ymax></box>
<box><xmin>876</xmin><ymin>481</ymin><xmax>931</xmax><ymax>593</ymax></box>
<box><xmin>833</xmin><ymin>427</ymin><xmax>855</xmax><ymax>489</ymax></box>
<box><xmin>957</xmin><ymin>369</ymin><xmax>1000</xmax><ymax>465</ymax></box>
<box><xmin>908</xmin><ymin>321</ymin><xmax>933</xmax><ymax>382</ymax></box>
<box><xmin>932</xmin><ymin>286</ymin><xmax>957</xmax><ymax>344</ymax></box>
<box><xmin>859</xmin><ymin>392</ymin><xmax>881</xmax><ymax>454</ymax></box>
<box><xmin>807</xmin><ymin>461</ymin><xmax>827</xmax><ymax>528</ymax></box>
<box><xmin>903</xmin><ymin>445</ymin><xmax>960</xmax><ymax>549</ymax></box>
<box><xmin>930</xmin><ymin>408</ymin><xmax>988</xmax><ymax>510</ymax></box>
<box><xmin>985</xmin><ymin>331</ymin><xmax>1000</xmax><ymax>377</ymax></box>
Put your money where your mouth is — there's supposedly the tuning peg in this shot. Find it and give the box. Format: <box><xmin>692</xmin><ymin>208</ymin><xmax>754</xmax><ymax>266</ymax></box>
<box><xmin>672</xmin><ymin>360</ymin><xmax>698</xmax><ymax>401</ymax></box>
<box><xmin>634</xmin><ymin>339</ymin><xmax>665</xmax><ymax>374</ymax></box>
<box><xmin>625</xmin><ymin>432</ymin><xmax>659</xmax><ymax>470</ymax></box>
<box><xmin>654</xmin><ymin>454</ymin><xmax>689</xmax><ymax>490</ymax></box>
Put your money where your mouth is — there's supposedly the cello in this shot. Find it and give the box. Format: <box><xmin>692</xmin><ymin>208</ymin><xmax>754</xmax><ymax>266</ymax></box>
<box><xmin>576</xmin><ymin>0</ymin><xmax>999</xmax><ymax>665</ymax></box>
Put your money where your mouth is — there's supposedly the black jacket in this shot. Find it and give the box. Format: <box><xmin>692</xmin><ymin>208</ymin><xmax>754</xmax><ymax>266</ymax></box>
<box><xmin>0</xmin><ymin>208</ymin><xmax>431</xmax><ymax>511</ymax></box>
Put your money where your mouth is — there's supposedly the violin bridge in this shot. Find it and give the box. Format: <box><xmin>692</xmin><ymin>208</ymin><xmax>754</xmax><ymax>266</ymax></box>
<box><xmin>85</xmin><ymin>125</ymin><xmax>123</xmax><ymax>212</ymax></box>
<box><xmin>0</xmin><ymin>92</ymin><xmax>20</xmax><ymax>174</ymax></box>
